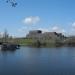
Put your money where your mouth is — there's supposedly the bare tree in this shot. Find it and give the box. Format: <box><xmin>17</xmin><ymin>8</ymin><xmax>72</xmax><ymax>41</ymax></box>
<box><xmin>3</xmin><ymin>29</ymin><xmax>9</xmax><ymax>43</ymax></box>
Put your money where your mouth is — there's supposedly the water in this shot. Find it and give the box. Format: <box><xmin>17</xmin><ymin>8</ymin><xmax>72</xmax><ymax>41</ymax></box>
<box><xmin>0</xmin><ymin>47</ymin><xmax>75</xmax><ymax>75</ymax></box>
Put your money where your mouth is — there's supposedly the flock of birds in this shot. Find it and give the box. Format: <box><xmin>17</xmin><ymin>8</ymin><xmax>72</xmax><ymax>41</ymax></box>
<box><xmin>6</xmin><ymin>0</ymin><xmax>17</xmax><ymax>7</ymax></box>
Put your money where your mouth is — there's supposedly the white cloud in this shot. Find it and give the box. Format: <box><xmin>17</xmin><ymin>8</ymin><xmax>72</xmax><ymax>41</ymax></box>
<box><xmin>18</xmin><ymin>27</ymin><xmax>27</xmax><ymax>32</ymax></box>
<box><xmin>0</xmin><ymin>32</ymin><xmax>4</xmax><ymax>38</ymax></box>
<box><xmin>38</xmin><ymin>28</ymin><xmax>49</xmax><ymax>33</ymax></box>
<box><xmin>72</xmin><ymin>22</ymin><xmax>75</xmax><ymax>28</ymax></box>
<box><xmin>66</xmin><ymin>22</ymin><xmax>75</xmax><ymax>36</ymax></box>
<box><xmin>52</xmin><ymin>26</ymin><xmax>59</xmax><ymax>32</ymax></box>
<box><xmin>51</xmin><ymin>26</ymin><xmax>66</xmax><ymax>34</ymax></box>
<box><xmin>62</xmin><ymin>29</ymin><xmax>66</xmax><ymax>33</ymax></box>
<box><xmin>69</xmin><ymin>22</ymin><xmax>75</xmax><ymax>34</ymax></box>
<box><xmin>23</xmin><ymin>16</ymin><xmax>40</xmax><ymax>25</ymax></box>
<box><xmin>18</xmin><ymin>27</ymin><xmax>30</xmax><ymax>36</ymax></box>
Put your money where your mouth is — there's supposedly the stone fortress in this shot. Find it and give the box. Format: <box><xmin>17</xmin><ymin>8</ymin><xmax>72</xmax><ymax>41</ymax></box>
<box><xmin>26</xmin><ymin>30</ymin><xmax>65</xmax><ymax>40</ymax></box>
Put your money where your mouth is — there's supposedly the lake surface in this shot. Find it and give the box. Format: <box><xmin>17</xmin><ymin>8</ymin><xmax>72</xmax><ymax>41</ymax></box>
<box><xmin>0</xmin><ymin>47</ymin><xmax>75</xmax><ymax>75</ymax></box>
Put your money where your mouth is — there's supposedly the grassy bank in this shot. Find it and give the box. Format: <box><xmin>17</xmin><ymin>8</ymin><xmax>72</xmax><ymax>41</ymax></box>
<box><xmin>1</xmin><ymin>37</ymin><xmax>75</xmax><ymax>47</ymax></box>
<box><xmin>15</xmin><ymin>38</ymin><xmax>64</xmax><ymax>47</ymax></box>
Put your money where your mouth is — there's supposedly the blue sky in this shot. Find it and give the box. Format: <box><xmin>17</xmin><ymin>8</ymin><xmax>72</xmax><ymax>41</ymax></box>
<box><xmin>0</xmin><ymin>0</ymin><xmax>75</xmax><ymax>37</ymax></box>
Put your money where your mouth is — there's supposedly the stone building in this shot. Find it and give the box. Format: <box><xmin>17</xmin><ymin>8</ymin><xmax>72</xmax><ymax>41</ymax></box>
<box><xmin>26</xmin><ymin>30</ymin><xmax>65</xmax><ymax>40</ymax></box>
